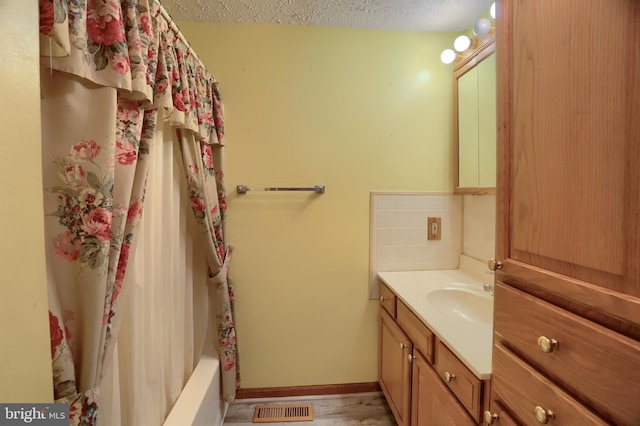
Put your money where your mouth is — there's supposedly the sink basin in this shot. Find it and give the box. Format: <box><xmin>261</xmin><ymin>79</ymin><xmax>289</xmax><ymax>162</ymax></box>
<box><xmin>426</xmin><ymin>285</ymin><xmax>493</xmax><ymax>324</ymax></box>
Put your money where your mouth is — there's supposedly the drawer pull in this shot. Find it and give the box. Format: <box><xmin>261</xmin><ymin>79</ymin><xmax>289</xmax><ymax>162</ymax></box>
<box><xmin>537</xmin><ymin>336</ymin><xmax>559</xmax><ymax>353</ymax></box>
<box><xmin>488</xmin><ymin>258</ymin><xmax>503</xmax><ymax>271</ymax></box>
<box><xmin>534</xmin><ymin>406</ymin><xmax>555</xmax><ymax>424</ymax></box>
<box><xmin>400</xmin><ymin>343</ymin><xmax>407</xmax><ymax>350</ymax></box>
<box><xmin>379</xmin><ymin>296</ymin><xmax>386</xmax><ymax>302</ymax></box>
<box><xmin>408</xmin><ymin>354</ymin><xmax>415</xmax><ymax>362</ymax></box>
<box><xmin>444</xmin><ymin>371</ymin><xmax>456</xmax><ymax>383</ymax></box>
<box><xmin>484</xmin><ymin>411</ymin><xmax>499</xmax><ymax>425</ymax></box>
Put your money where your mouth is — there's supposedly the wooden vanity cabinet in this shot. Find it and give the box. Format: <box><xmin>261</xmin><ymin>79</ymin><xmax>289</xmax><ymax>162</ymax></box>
<box><xmin>487</xmin><ymin>0</ymin><xmax>640</xmax><ymax>424</ymax></box>
<box><xmin>412</xmin><ymin>349</ymin><xmax>475</xmax><ymax>426</ymax></box>
<box><xmin>435</xmin><ymin>341</ymin><xmax>483</xmax><ymax>422</ymax></box>
<box><xmin>379</xmin><ymin>309</ymin><xmax>412</xmax><ymax>425</ymax></box>
<box><xmin>396</xmin><ymin>301</ymin><xmax>434</xmax><ymax>364</ymax></box>
<box><xmin>379</xmin><ymin>281</ymin><xmax>397</xmax><ymax>317</ymax></box>
<box><xmin>378</xmin><ymin>282</ymin><xmax>484</xmax><ymax>425</ymax></box>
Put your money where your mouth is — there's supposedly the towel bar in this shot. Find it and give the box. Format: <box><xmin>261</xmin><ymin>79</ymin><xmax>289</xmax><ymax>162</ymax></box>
<box><xmin>236</xmin><ymin>185</ymin><xmax>325</xmax><ymax>194</ymax></box>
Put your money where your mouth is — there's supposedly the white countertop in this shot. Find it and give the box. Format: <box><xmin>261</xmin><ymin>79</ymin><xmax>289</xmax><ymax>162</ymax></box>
<box><xmin>378</xmin><ymin>262</ymin><xmax>493</xmax><ymax>379</ymax></box>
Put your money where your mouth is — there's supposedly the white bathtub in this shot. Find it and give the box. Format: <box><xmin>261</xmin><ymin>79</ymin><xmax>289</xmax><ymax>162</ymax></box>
<box><xmin>163</xmin><ymin>350</ymin><xmax>227</xmax><ymax>426</ymax></box>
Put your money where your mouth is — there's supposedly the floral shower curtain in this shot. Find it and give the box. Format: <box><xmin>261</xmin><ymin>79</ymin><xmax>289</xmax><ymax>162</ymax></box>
<box><xmin>39</xmin><ymin>0</ymin><xmax>238</xmax><ymax>423</ymax></box>
<box><xmin>99</xmin><ymin>120</ymin><xmax>212</xmax><ymax>426</ymax></box>
<box><xmin>177</xmin><ymin>130</ymin><xmax>238</xmax><ymax>392</ymax></box>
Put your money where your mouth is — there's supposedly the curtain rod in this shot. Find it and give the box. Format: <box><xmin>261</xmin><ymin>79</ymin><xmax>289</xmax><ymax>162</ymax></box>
<box><xmin>158</xmin><ymin>4</ymin><xmax>207</xmax><ymax>73</ymax></box>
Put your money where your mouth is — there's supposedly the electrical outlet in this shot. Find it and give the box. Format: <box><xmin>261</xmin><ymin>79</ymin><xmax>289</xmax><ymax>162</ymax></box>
<box><xmin>427</xmin><ymin>217</ymin><xmax>441</xmax><ymax>241</ymax></box>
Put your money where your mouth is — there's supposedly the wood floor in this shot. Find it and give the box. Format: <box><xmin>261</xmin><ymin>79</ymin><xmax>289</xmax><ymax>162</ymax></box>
<box><xmin>223</xmin><ymin>392</ymin><xmax>397</xmax><ymax>425</ymax></box>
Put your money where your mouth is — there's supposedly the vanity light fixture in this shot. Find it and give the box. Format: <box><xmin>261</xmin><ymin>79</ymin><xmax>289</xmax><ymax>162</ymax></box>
<box><xmin>440</xmin><ymin>2</ymin><xmax>496</xmax><ymax>64</ymax></box>
<box><xmin>440</xmin><ymin>49</ymin><xmax>457</xmax><ymax>64</ymax></box>
<box><xmin>473</xmin><ymin>18</ymin><xmax>492</xmax><ymax>36</ymax></box>
<box><xmin>454</xmin><ymin>35</ymin><xmax>471</xmax><ymax>52</ymax></box>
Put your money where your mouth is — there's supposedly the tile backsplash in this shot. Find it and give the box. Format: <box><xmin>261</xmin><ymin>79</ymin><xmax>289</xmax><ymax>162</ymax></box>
<box><xmin>369</xmin><ymin>192</ymin><xmax>462</xmax><ymax>298</ymax></box>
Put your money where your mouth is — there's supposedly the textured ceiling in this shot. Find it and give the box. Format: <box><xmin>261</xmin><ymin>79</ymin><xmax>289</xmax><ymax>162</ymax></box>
<box><xmin>161</xmin><ymin>0</ymin><xmax>494</xmax><ymax>32</ymax></box>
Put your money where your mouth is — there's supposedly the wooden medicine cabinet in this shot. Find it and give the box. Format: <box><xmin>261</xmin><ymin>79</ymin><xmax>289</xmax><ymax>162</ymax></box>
<box><xmin>454</xmin><ymin>37</ymin><xmax>496</xmax><ymax>194</ymax></box>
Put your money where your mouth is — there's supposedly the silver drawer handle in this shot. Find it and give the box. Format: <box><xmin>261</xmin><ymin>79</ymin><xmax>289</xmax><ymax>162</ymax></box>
<box><xmin>534</xmin><ymin>406</ymin><xmax>555</xmax><ymax>424</ymax></box>
<box><xmin>537</xmin><ymin>336</ymin><xmax>559</xmax><ymax>353</ymax></box>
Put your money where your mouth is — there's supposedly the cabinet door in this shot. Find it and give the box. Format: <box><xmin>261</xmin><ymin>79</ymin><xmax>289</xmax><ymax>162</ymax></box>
<box><xmin>495</xmin><ymin>0</ymin><xmax>640</xmax><ymax>332</ymax></box>
<box><xmin>379</xmin><ymin>310</ymin><xmax>411</xmax><ymax>426</ymax></box>
<box><xmin>411</xmin><ymin>350</ymin><xmax>475</xmax><ymax>426</ymax></box>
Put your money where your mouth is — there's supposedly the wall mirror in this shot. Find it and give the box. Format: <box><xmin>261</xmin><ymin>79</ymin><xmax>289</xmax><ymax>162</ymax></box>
<box><xmin>454</xmin><ymin>37</ymin><xmax>496</xmax><ymax>194</ymax></box>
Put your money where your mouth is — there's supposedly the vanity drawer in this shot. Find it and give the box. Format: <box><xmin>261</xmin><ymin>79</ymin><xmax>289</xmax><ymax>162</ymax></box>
<box><xmin>494</xmin><ymin>282</ymin><xmax>640</xmax><ymax>425</ymax></box>
<box><xmin>435</xmin><ymin>341</ymin><xmax>483</xmax><ymax>423</ymax></box>
<box><xmin>379</xmin><ymin>282</ymin><xmax>397</xmax><ymax>318</ymax></box>
<box><xmin>492</xmin><ymin>343</ymin><xmax>606</xmax><ymax>425</ymax></box>
<box><xmin>396</xmin><ymin>300</ymin><xmax>434</xmax><ymax>364</ymax></box>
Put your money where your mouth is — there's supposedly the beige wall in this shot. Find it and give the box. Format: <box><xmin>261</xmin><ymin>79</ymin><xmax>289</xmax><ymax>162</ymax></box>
<box><xmin>0</xmin><ymin>2</ymin><xmax>53</xmax><ymax>402</ymax></box>
<box><xmin>181</xmin><ymin>23</ymin><xmax>456</xmax><ymax>387</ymax></box>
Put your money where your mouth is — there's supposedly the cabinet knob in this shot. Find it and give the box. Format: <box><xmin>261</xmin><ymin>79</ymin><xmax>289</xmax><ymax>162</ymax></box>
<box><xmin>488</xmin><ymin>258</ymin><xmax>503</xmax><ymax>271</ymax></box>
<box><xmin>537</xmin><ymin>336</ymin><xmax>559</xmax><ymax>353</ymax></box>
<box><xmin>484</xmin><ymin>411</ymin><xmax>499</xmax><ymax>425</ymax></box>
<box><xmin>534</xmin><ymin>406</ymin><xmax>554</xmax><ymax>424</ymax></box>
<box><xmin>400</xmin><ymin>343</ymin><xmax>407</xmax><ymax>350</ymax></box>
<box><xmin>408</xmin><ymin>354</ymin><xmax>415</xmax><ymax>362</ymax></box>
<box><xmin>444</xmin><ymin>371</ymin><xmax>455</xmax><ymax>383</ymax></box>
<box><xmin>379</xmin><ymin>296</ymin><xmax>386</xmax><ymax>302</ymax></box>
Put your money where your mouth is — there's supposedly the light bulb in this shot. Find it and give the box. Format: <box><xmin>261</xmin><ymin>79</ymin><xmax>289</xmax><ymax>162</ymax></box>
<box><xmin>473</xmin><ymin>18</ymin><xmax>492</xmax><ymax>36</ymax></box>
<box><xmin>490</xmin><ymin>3</ymin><xmax>496</xmax><ymax>19</ymax></box>
<box><xmin>440</xmin><ymin>49</ymin><xmax>456</xmax><ymax>64</ymax></box>
<box><xmin>454</xmin><ymin>35</ymin><xmax>471</xmax><ymax>52</ymax></box>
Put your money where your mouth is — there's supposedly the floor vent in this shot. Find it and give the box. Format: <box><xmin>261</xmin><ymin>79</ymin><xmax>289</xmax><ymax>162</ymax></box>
<box><xmin>252</xmin><ymin>404</ymin><xmax>314</xmax><ymax>423</ymax></box>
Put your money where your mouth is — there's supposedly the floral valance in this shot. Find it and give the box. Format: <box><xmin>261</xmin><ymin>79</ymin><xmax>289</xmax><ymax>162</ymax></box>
<box><xmin>39</xmin><ymin>0</ymin><xmax>225</xmax><ymax>145</ymax></box>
